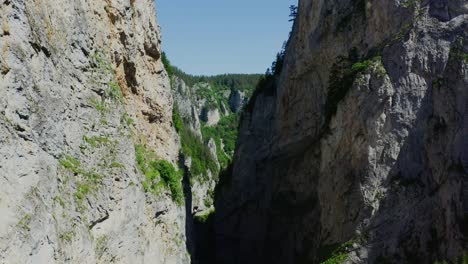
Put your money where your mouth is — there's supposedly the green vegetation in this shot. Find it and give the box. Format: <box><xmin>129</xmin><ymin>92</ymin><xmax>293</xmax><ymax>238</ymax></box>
<box><xmin>163</xmin><ymin>52</ymin><xmax>260</xmax><ymax>112</ymax></box>
<box><xmin>88</xmin><ymin>51</ymin><xmax>125</xmax><ymax>118</ymax></box>
<box><xmin>324</xmin><ymin>54</ymin><xmax>383</xmax><ymax>128</ymax></box>
<box><xmin>172</xmin><ymin>66</ymin><xmax>262</xmax><ymax>94</ymax></box>
<box><xmin>17</xmin><ymin>214</ymin><xmax>32</xmax><ymax>231</ymax></box>
<box><xmin>120</xmin><ymin>112</ymin><xmax>134</xmax><ymax>127</ymax></box>
<box><xmin>135</xmin><ymin>144</ymin><xmax>184</xmax><ymax>205</ymax></box>
<box><xmin>83</xmin><ymin>135</ymin><xmax>111</xmax><ymax>148</ymax></box>
<box><xmin>154</xmin><ymin>160</ymin><xmax>184</xmax><ymax>204</ymax></box>
<box><xmin>161</xmin><ymin>52</ymin><xmax>174</xmax><ymax>80</ymax></box>
<box><xmin>95</xmin><ymin>235</ymin><xmax>109</xmax><ymax>257</ymax></box>
<box><xmin>401</xmin><ymin>0</ymin><xmax>421</xmax><ymax>8</ymax></box>
<box><xmin>59</xmin><ymin>231</ymin><xmax>75</xmax><ymax>242</ymax></box>
<box><xmin>173</xmin><ymin>105</ymin><xmax>219</xmax><ymax>181</ymax></box>
<box><xmin>59</xmin><ymin>155</ymin><xmax>103</xmax><ymax>208</ymax></box>
<box><xmin>244</xmin><ymin>48</ymin><xmax>284</xmax><ymax>114</ymax></box>
<box><xmin>164</xmin><ymin>53</ymin><xmax>259</xmax><ymax>175</ymax></box>
<box><xmin>451</xmin><ymin>39</ymin><xmax>468</xmax><ymax>64</ymax></box>
<box><xmin>90</xmin><ymin>98</ymin><xmax>108</xmax><ymax>115</ymax></box>
<box><xmin>289</xmin><ymin>5</ymin><xmax>298</xmax><ymax>22</ymax></box>
<box><xmin>172</xmin><ymin>105</ymin><xmax>184</xmax><ymax>133</ymax></box>
<box><xmin>59</xmin><ymin>155</ymin><xmax>81</xmax><ymax>174</ymax></box>
<box><xmin>54</xmin><ymin>196</ymin><xmax>66</xmax><ymax>208</ymax></box>
<box><xmin>434</xmin><ymin>252</ymin><xmax>468</xmax><ymax>264</ymax></box>
<box><xmin>318</xmin><ymin>239</ymin><xmax>356</xmax><ymax>264</ymax></box>
<box><xmin>106</xmin><ymin>81</ymin><xmax>124</xmax><ymax>102</ymax></box>
<box><xmin>201</xmin><ymin>114</ymin><xmax>240</xmax><ymax>168</ymax></box>
<box><xmin>194</xmin><ymin>208</ymin><xmax>215</xmax><ymax>224</ymax></box>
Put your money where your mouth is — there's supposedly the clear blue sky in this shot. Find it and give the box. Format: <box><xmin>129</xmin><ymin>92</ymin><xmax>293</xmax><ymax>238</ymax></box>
<box><xmin>155</xmin><ymin>0</ymin><xmax>297</xmax><ymax>76</ymax></box>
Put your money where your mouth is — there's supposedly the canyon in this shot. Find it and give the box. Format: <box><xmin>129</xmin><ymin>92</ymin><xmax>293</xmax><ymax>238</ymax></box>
<box><xmin>0</xmin><ymin>0</ymin><xmax>467</xmax><ymax>263</ymax></box>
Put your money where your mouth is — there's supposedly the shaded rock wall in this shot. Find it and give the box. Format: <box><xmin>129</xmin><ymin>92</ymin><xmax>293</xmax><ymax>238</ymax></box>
<box><xmin>216</xmin><ymin>0</ymin><xmax>468</xmax><ymax>263</ymax></box>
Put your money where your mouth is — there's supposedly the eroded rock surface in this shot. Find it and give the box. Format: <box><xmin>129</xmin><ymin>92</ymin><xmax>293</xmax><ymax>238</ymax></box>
<box><xmin>216</xmin><ymin>0</ymin><xmax>468</xmax><ymax>263</ymax></box>
<box><xmin>0</xmin><ymin>0</ymin><xmax>188</xmax><ymax>263</ymax></box>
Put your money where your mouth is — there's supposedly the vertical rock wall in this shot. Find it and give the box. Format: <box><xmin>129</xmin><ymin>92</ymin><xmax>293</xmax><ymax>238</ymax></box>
<box><xmin>216</xmin><ymin>0</ymin><xmax>468</xmax><ymax>263</ymax></box>
<box><xmin>0</xmin><ymin>0</ymin><xmax>188</xmax><ymax>263</ymax></box>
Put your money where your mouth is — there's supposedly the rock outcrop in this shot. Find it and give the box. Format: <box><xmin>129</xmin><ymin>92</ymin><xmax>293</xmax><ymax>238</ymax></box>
<box><xmin>0</xmin><ymin>0</ymin><xmax>188</xmax><ymax>263</ymax></box>
<box><xmin>201</xmin><ymin>108</ymin><xmax>221</xmax><ymax>127</ymax></box>
<box><xmin>173</xmin><ymin>76</ymin><xmax>203</xmax><ymax>138</ymax></box>
<box><xmin>216</xmin><ymin>0</ymin><xmax>468</xmax><ymax>263</ymax></box>
<box><xmin>228</xmin><ymin>90</ymin><xmax>246</xmax><ymax>113</ymax></box>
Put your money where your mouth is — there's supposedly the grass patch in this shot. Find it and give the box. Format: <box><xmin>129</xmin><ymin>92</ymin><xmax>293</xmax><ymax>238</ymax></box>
<box><xmin>59</xmin><ymin>155</ymin><xmax>103</xmax><ymax>209</ymax></box>
<box><xmin>90</xmin><ymin>98</ymin><xmax>108</xmax><ymax>115</ymax></box>
<box><xmin>59</xmin><ymin>155</ymin><xmax>82</xmax><ymax>174</ymax></box>
<box><xmin>54</xmin><ymin>196</ymin><xmax>66</xmax><ymax>208</ymax></box>
<box><xmin>17</xmin><ymin>214</ymin><xmax>32</xmax><ymax>232</ymax></box>
<box><xmin>59</xmin><ymin>231</ymin><xmax>75</xmax><ymax>242</ymax></box>
<box><xmin>120</xmin><ymin>113</ymin><xmax>134</xmax><ymax>127</ymax></box>
<box><xmin>95</xmin><ymin>235</ymin><xmax>109</xmax><ymax>258</ymax></box>
<box><xmin>83</xmin><ymin>135</ymin><xmax>111</xmax><ymax>148</ymax></box>
<box><xmin>106</xmin><ymin>81</ymin><xmax>124</xmax><ymax>102</ymax></box>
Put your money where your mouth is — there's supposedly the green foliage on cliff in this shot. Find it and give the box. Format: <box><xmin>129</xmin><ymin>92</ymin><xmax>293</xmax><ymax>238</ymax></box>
<box><xmin>173</xmin><ymin>105</ymin><xmax>219</xmax><ymax>181</ymax></box>
<box><xmin>244</xmin><ymin>49</ymin><xmax>284</xmax><ymax>114</ymax></box>
<box><xmin>135</xmin><ymin>144</ymin><xmax>183</xmax><ymax>205</ymax></box>
<box><xmin>193</xmin><ymin>208</ymin><xmax>215</xmax><ymax>224</ymax></box>
<box><xmin>324</xmin><ymin>54</ymin><xmax>383</xmax><ymax>128</ymax></box>
<box><xmin>59</xmin><ymin>155</ymin><xmax>104</xmax><ymax>208</ymax></box>
<box><xmin>201</xmin><ymin>114</ymin><xmax>240</xmax><ymax>169</ymax></box>
<box><xmin>154</xmin><ymin>160</ymin><xmax>184</xmax><ymax>204</ymax></box>
<box><xmin>172</xmin><ymin>66</ymin><xmax>261</xmax><ymax>95</ymax></box>
<box><xmin>318</xmin><ymin>239</ymin><xmax>356</xmax><ymax>264</ymax></box>
<box><xmin>161</xmin><ymin>52</ymin><xmax>174</xmax><ymax>79</ymax></box>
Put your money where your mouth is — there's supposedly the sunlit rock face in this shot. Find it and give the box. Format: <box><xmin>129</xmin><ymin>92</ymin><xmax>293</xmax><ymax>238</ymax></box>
<box><xmin>0</xmin><ymin>0</ymin><xmax>189</xmax><ymax>263</ymax></box>
<box><xmin>215</xmin><ymin>0</ymin><xmax>468</xmax><ymax>263</ymax></box>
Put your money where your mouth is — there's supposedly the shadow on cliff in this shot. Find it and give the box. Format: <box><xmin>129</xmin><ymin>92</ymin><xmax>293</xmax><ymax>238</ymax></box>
<box><xmin>180</xmin><ymin>155</ymin><xmax>195</xmax><ymax>261</ymax></box>
<box><xmin>181</xmin><ymin>154</ymin><xmax>217</xmax><ymax>264</ymax></box>
<box><xmin>364</xmin><ymin>41</ymin><xmax>468</xmax><ymax>263</ymax></box>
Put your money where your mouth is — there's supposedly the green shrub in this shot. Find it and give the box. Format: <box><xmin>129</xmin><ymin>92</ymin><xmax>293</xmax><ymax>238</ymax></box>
<box><xmin>172</xmin><ymin>105</ymin><xmax>183</xmax><ymax>133</ymax></box>
<box><xmin>59</xmin><ymin>154</ymin><xmax>103</xmax><ymax>209</ymax></box>
<box><xmin>135</xmin><ymin>144</ymin><xmax>184</xmax><ymax>205</ymax></box>
<box><xmin>106</xmin><ymin>81</ymin><xmax>124</xmax><ymax>102</ymax></box>
<box><xmin>83</xmin><ymin>135</ymin><xmax>111</xmax><ymax>148</ymax></box>
<box><xmin>201</xmin><ymin>114</ymin><xmax>240</xmax><ymax>169</ymax></box>
<box><xmin>324</xmin><ymin>55</ymin><xmax>383</xmax><ymax>129</ymax></box>
<box><xmin>318</xmin><ymin>240</ymin><xmax>354</xmax><ymax>264</ymax></box>
<box><xmin>161</xmin><ymin>52</ymin><xmax>174</xmax><ymax>80</ymax></box>
<box><xmin>194</xmin><ymin>208</ymin><xmax>215</xmax><ymax>224</ymax></box>
<box><xmin>152</xmin><ymin>160</ymin><xmax>184</xmax><ymax>204</ymax></box>
<box><xmin>17</xmin><ymin>214</ymin><xmax>32</xmax><ymax>231</ymax></box>
<box><xmin>172</xmin><ymin>107</ymin><xmax>218</xmax><ymax>181</ymax></box>
<box><xmin>180</xmin><ymin>127</ymin><xmax>218</xmax><ymax>180</ymax></box>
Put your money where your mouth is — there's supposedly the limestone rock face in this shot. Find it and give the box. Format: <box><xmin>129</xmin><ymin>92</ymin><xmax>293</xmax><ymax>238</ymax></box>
<box><xmin>201</xmin><ymin>107</ymin><xmax>221</xmax><ymax>127</ymax></box>
<box><xmin>0</xmin><ymin>0</ymin><xmax>188</xmax><ymax>263</ymax></box>
<box><xmin>228</xmin><ymin>90</ymin><xmax>246</xmax><ymax>113</ymax></box>
<box><xmin>216</xmin><ymin>0</ymin><xmax>468</xmax><ymax>263</ymax></box>
<box><xmin>172</xmin><ymin>76</ymin><xmax>219</xmax><ymax>214</ymax></box>
<box><xmin>173</xmin><ymin>76</ymin><xmax>203</xmax><ymax>138</ymax></box>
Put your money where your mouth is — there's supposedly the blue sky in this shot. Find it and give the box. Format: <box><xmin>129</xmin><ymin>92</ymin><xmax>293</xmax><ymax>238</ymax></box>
<box><xmin>155</xmin><ymin>0</ymin><xmax>297</xmax><ymax>75</ymax></box>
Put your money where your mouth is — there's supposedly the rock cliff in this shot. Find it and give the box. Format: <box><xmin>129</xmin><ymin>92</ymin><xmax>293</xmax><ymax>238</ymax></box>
<box><xmin>0</xmin><ymin>0</ymin><xmax>188</xmax><ymax>263</ymax></box>
<box><xmin>216</xmin><ymin>0</ymin><xmax>468</xmax><ymax>263</ymax></box>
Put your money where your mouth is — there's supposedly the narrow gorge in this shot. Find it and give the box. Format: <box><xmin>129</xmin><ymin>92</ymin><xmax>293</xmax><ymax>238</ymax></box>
<box><xmin>0</xmin><ymin>0</ymin><xmax>467</xmax><ymax>264</ymax></box>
